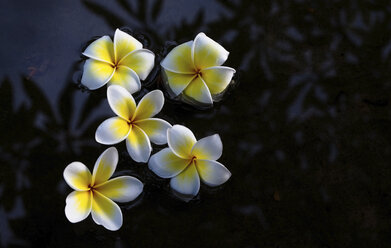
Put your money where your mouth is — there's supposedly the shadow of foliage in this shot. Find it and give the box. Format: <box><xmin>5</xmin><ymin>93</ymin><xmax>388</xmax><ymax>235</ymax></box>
<box><xmin>1</xmin><ymin>0</ymin><xmax>391</xmax><ymax>247</ymax></box>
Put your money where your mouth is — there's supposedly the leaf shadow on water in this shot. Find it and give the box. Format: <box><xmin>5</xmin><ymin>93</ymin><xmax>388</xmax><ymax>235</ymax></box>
<box><xmin>82</xmin><ymin>0</ymin><xmax>207</xmax><ymax>47</ymax></box>
<box><xmin>77</xmin><ymin>0</ymin><xmax>391</xmax><ymax>246</ymax></box>
<box><xmin>0</xmin><ymin>69</ymin><xmax>107</xmax><ymax>246</ymax></box>
<box><xmin>1</xmin><ymin>0</ymin><xmax>391</xmax><ymax>247</ymax></box>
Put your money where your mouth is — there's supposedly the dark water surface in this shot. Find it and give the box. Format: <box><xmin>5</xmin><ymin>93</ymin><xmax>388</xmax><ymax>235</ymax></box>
<box><xmin>1</xmin><ymin>0</ymin><xmax>391</xmax><ymax>247</ymax></box>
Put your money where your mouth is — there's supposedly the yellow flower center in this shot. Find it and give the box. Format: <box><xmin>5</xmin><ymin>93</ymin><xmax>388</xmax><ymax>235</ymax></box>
<box><xmin>87</xmin><ymin>184</ymin><xmax>95</xmax><ymax>190</ymax></box>
<box><xmin>195</xmin><ymin>69</ymin><xmax>202</xmax><ymax>77</ymax></box>
<box><xmin>112</xmin><ymin>62</ymin><xmax>119</xmax><ymax>69</ymax></box>
<box><xmin>190</xmin><ymin>155</ymin><xmax>197</xmax><ymax>164</ymax></box>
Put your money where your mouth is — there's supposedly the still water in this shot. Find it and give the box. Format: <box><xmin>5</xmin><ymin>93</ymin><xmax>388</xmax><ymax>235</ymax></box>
<box><xmin>1</xmin><ymin>0</ymin><xmax>391</xmax><ymax>247</ymax></box>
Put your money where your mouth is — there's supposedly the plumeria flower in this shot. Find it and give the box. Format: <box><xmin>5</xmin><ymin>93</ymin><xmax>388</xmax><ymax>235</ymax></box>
<box><xmin>148</xmin><ymin>125</ymin><xmax>231</xmax><ymax>196</ymax></box>
<box><xmin>96</xmin><ymin>85</ymin><xmax>172</xmax><ymax>163</ymax></box>
<box><xmin>161</xmin><ymin>32</ymin><xmax>236</xmax><ymax>105</ymax></box>
<box><xmin>63</xmin><ymin>147</ymin><xmax>143</xmax><ymax>231</ymax></box>
<box><xmin>81</xmin><ymin>29</ymin><xmax>155</xmax><ymax>94</ymax></box>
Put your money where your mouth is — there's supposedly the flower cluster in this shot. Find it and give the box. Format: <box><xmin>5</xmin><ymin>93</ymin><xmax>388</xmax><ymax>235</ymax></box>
<box><xmin>64</xmin><ymin>29</ymin><xmax>235</xmax><ymax>230</ymax></box>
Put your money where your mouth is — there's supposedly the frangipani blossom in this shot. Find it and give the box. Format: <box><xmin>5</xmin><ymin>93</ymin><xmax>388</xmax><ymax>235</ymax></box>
<box><xmin>96</xmin><ymin>86</ymin><xmax>172</xmax><ymax>163</ymax></box>
<box><xmin>148</xmin><ymin>125</ymin><xmax>231</xmax><ymax>196</ymax></box>
<box><xmin>63</xmin><ymin>147</ymin><xmax>143</xmax><ymax>231</ymax></box>
<box><xmin>161</xmin><ymin>32</ymin><xmax>236</xmax><ymax>105</ymax></box>
<box><xmin>81</xmin><ymin>29</ymin><xmax>155</xmax><ymax>94</ymax></box>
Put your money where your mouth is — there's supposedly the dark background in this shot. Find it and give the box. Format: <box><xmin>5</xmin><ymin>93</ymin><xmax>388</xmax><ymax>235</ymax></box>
<box><xmin>1</xmin><ymin>0</ymin><xmax>391</xmax><ymax>247</ymax></box>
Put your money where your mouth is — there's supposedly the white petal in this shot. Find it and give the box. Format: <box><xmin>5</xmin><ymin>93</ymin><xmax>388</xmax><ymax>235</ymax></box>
<box><xmin>82</xmin><ymin>36</ymin><xmax>114</xmax><ymax>64</ymax></box>
<box><xmin>133</xmin><ymin>90</ymin><xmax>164</xmax><ymax>121</ymax></box>
<box><xmin>195</xmin><ymin>159</ymin><xmax>231</xmax><ymax>187</ymax></box>
<box><xmin>91</xmin><ymin>191</ymin><xmax>123</xmax><ymax>231</ymax></box>
<box><xmin>192</xmin><ymin>32</ymin><xmax>229</xmax><ymax>70</ymax></box>
<box><xmin>108</xmin><ymin>66</ymin><xmax>141</xmax><ymax>94</ymax></box>
<box><xmin>161</xmin><ymin>41</ymin><xmax>195</xmax><ymax>74</ymax></box>
<box><xmin>81</xmin><ymin>59</ymin><xmax>115</xmax><ymax>90</ymax></box>
<box><xmin>134</xmin><ymin>118</ymin><xmax>172</xmax><ymax>145</ymax></box>
<box><xmin>95</xmin><ymin>176</ymin><xmax>143</xmax><ymax>202</ymax></box>
<box><xmin>114</xmin><ymin>29</ymin><xmax>143</xmax><ymax>63</ymax></box>
<box><xmin>162</xmin><ymin>69</ymin><xmax>196</xmax><ymax>96</ymax></box>
<box><xmin>92</xmin><ymin>147</ymin><xmax>119</xmax><ymax>186</ymax></box>
<box><xmin>148</xmin><ymin>148</ymin><xmax>190</xmax><ymax>178</ymax></box>
<box><xmin>95</xmin><ymin>117</ymin><xmax>131</xmax><ymax>145</ymax></box>
<box><xmin>63</xmin><ymin>162</ymin><xmax>92</xmax><ymax>191</ymax></box>
<box><xmin>183</xmin><ymin>76</ymin><xmax>213</xmax><ymax>104</ymax></box>
<box><xmin>170</xmin><ymin>163</ymin><xmax>200</xmax><ymax>196</ymax></box>
<box><xmin>167</xmin><ymin>125</ymin><xmax>197</xmax><ymax>159</ymax></box>
<box><xmin>65</xmin><ymin>191</ymin><xmax>92</xmax><ymax>223</ymax></box>
<box><xmin>191</xmin><ymin>134</ymin><xmax>223</xmax><ymax>160</ymax></box>
<box><xmin>201</xmin><ymin>66</ymin><xmax>235</xmax><ymax>95</ymax></box>
<box><xmin>126</xmin><ymin>125</ymin><xmax>152</xmax><ymax>163</ymax></box>
<box><xmin>107</xmin><ymin>85</ymin><xmax>136</xmax><ymax>121</ymax></box>
<box><xmin>119</xmin><ymin>49</ymin><xmax>155</xmax><ymax>80</ymax></box>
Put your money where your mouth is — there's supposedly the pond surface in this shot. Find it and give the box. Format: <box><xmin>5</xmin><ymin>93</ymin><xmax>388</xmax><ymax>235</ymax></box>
<box><xmin>1</xmin><ymin>0</ymin><xmax>391</xmax><ymax>247</ymax></box>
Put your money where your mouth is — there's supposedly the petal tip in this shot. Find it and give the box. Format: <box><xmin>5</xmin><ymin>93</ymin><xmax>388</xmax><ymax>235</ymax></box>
<box><xmin>150</xmin><ymin>89</ymin><xmax>164</xmax><ymax>101</ymax></box>
<box><xmin>105</xmin><ymin>146</ymin><xmax>118</xmax><ymax>155</ymax></box>
<box><xmin>195</xmin><ymin>32</ymin><xmax>206</xmax><ymax>39</ymax></box>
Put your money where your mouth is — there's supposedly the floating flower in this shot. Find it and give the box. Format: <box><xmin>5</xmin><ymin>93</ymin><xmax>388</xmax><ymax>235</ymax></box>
<box><xmin>161</xmin><ymin>32</ymin><xmax>236</xmax><ymax>105</ymax></box>
<box><xmin>96</xmin><ymin>86</ymin><xmax>172</xmax><ymax>163</ymax></box>
<box><xmin>81</xmin><ymin>29</ymin><xmax>155</xmax><ymax>94</ymax></box>
<box><xmin>63</xmin><ymin>147</ymin><xmax>143</xmax><ymax>231</ymax></box>
<box><xmin>148</xmin><ymin>125</ymin><xmax>231</xmax><ymax>196</ymax></box>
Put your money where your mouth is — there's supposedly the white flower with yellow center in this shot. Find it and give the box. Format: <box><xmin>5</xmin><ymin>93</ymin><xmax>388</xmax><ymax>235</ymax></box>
<box><xmin>63</xmin><ymin>147</ymin><xmax>143</xmax><ymax>231</ymax></box>
<box><xmin>148</xmin><ymin>125</ymin><xmax>231</xmax><ymax>196</ymax></box>
<box><xmin>95</xmin><ymin>86</ymin><xmax>172</xmax><ymax>163</ymax></box>
<box><xmin>161</xmin><ymin>32</ymin><xmax>236</xmax><ymax>105</ymax></box>
<box><xmin>81</xmin><ymin>29</ymin><xmax>155</xmax><ymax>94</ymax></box>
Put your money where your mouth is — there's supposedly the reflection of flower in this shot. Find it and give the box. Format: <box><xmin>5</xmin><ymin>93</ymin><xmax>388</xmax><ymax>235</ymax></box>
<box><xmin>96</xmin><ymin>86</ymin><xmax>172</xmax><ymax>163</ymax></box>
<box><xmin>63</xmin><ymin>147</ymin><xmax>143</xmax><ymax>231</ymax></box>
<box><xmin>148</xmin><ymin>125</ymin><xmax>231</xmax><ymax>196</ymax></box>
<box><xmin>81</xmin><ymin>29</ymin><xmax>155</xmax><ymax>94</ymax></box>
<box><xmin>161</xmin><ymin>32</ymin><xmax>236</xmax><ymax>105</ymax></box>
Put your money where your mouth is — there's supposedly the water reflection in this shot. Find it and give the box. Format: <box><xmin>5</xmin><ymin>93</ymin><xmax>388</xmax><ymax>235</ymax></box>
<box><xmin>0</xmin><ymin>0</ymin><xmax>390</xmax><ymax>247</ymax></box>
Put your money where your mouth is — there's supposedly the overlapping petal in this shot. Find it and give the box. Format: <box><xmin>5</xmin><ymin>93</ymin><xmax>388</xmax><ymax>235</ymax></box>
<box><xmin>95</xmin><ymin>117</ymin><xmax>131</xmax><ymax>145</ymax></box>
<box><xmin>81</xmin><ymin>59</ymin><xmax>115</xmax><ymax>90</ymax></box>
<box><xmin>82</xmin><ymin>36</ymin><xmax>114</xmax><ymax>64</ymax></box>
<box><xmin>92</xmin><ymin>147</ymin><xmax>119</xmax><ymax>185</ymax></box>
<box><xmin>148</xmin><ymin>148</ymin><xmax>190</xmax><ymax>178</ymax></box>
<box><xmin>133</xmin><ymin>90</ymin><xmax>164</xmax><ymax>121</ymax></box>
<box><xmin>162</xmin><ymin>70</ymin><xmax>196</xmax><ymax>96</ymax></box>
<box><xmin>191</xmin><ymin>134</ymin><xmax>223</xmax><ymax>160</ymax></box>
<box><xmin>63</xmin><ymin>162</ymin><xmax>92</xmax><ymax>191</ymax></box>
<box><xmin>126</xmin><ymin>125</ymin><xmax>152</xmax><ymax>163</ymax></box>
<box><xmin>170</xmin><ymin>163</ymin><xmax>200</xmax><ymax>196</ymax></box>
<box><xmin>96</xmin><ymin>176</ymin><xmax>143</xmax><ymax>202</ymax></box>
<box><xmin>91</xmin><ymin>191</ymin><xmax>123</xmax><ymax>231</ymax></box>
<box><xmin>65</xmin><ymin>191</ymin><xmax>92</xmax><ymax>223</ymax></box>
<box><xmin>114</xmin><ymin>29</ymin><xmax>142</xmax><ymax>63</ymax></box>
<box><xmin>195</xmin><ymin>159</ymin><xmax>231</xmax><ymax>187</ymax></box>
<box><xmin>107</xmin><ymin>85</ymin><xmax>136</xmax><ymax>121</ymax></box>
<box><xmin>119</xmin><ymin>49</ymin><xmax>155</xmax><ymax>80</ymax></box>
<box><xmin>201</xmin><ymin>66</ymin><xmax>235</xmax><ymax>95</ymax></box>
<box><xmin>108</xmin><ymin>67</ymin><xmax>141</xmax><ymax>94</ymax></box>
<box><xmin>183</xmin><ymin>76</ymin><xmax>213</xmax><ymax>104</ymax></box>
<box><xmin>192</xmin><ymin>32</ymin><xmax>229</xmax><ymax>70</ymax></box>
<box><xmin>135</xmin><ymin>118</ymin><xmax>172</xmax><ymax>145</ymax></box>
<box><xmin>161</xmin><ymin>41</ymin><xmax>195</xmax><ymax>74</ymax></box>
<box><xmin>167</xmin><ymin>125</ymin><xmax>197</xmax><ymax>158</ymax></box>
